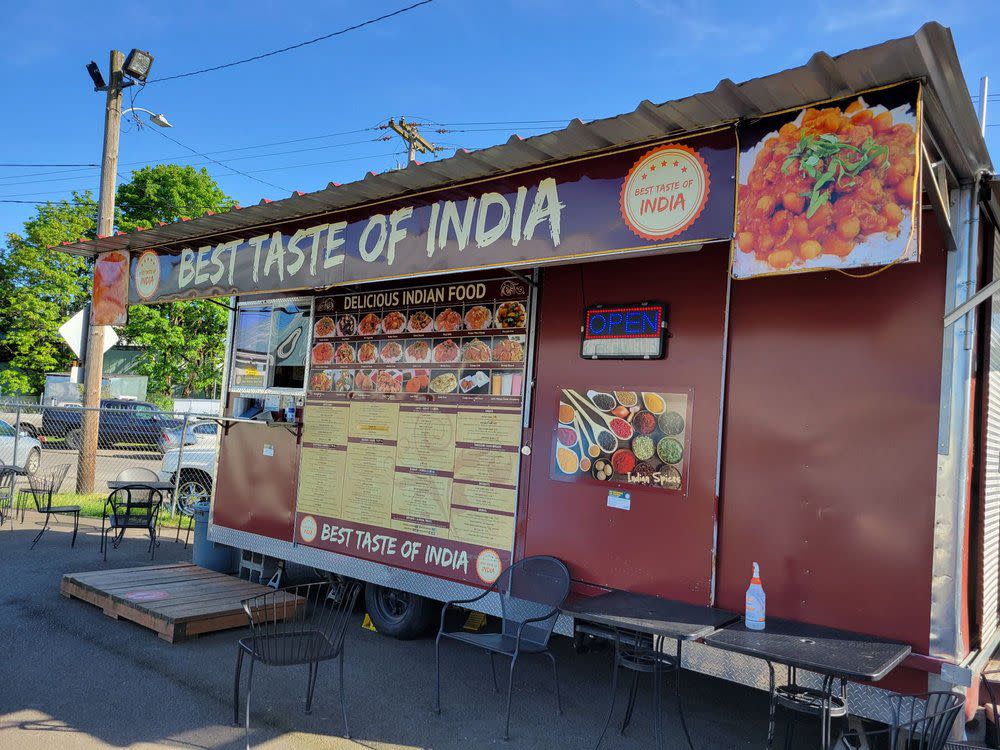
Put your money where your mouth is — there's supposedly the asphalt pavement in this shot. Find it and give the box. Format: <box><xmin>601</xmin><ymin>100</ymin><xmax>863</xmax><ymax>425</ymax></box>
<box><xmin>0</xmin><ymin>513</ymin><xmax>801</xmax><ymax>749</ymax></box>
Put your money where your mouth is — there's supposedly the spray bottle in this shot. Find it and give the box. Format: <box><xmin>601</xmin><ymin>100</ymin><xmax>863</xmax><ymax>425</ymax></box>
<box><xmin>745</xmin><ymin>562</ymin><xmax>766</xmax><ymax>631</ymax></box>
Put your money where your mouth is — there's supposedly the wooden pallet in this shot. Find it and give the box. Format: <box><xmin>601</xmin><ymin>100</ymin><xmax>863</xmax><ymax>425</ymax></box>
<box><xmin>60</xmin><ymin>563</ymin><xmax>302</xmax><ymax>643</ymax></box>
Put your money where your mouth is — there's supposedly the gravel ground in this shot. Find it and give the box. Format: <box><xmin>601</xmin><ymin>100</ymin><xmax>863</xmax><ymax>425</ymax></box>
<box><xmin>0</xmin><ymin>513</ymin><xmax>802</xmax><ymax>749</ymax></box>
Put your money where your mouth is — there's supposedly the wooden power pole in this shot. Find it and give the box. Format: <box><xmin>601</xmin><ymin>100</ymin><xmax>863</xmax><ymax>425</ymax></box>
<box><xmin>78</xmin><ymin>49</ymin><xmax>124</xmax><ymax>493</ymax></box>
<box><xmin>387</xmin><ymin>118</ymin><xmax>438</xmax><ymax>163</ymax></box>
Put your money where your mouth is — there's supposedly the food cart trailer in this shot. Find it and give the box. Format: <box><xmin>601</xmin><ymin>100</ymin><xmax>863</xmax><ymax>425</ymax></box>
<box><xmin>60</xmin><ymin>23</ymin><xmax>1000</xmax><ymax>723</ymax></box>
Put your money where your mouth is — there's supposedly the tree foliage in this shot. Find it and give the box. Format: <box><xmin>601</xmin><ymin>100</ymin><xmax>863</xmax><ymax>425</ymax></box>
<box><xmin>0</xmin><ymin>193</ymin><xmax>96</xmax><ymax>394</ymax></box>
<box><xmin>0</xmin><ymin>164</ymin><xmax>237</xmax><ymax>397</ymax></box>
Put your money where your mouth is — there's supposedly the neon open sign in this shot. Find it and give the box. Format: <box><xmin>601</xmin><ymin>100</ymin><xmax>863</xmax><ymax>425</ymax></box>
<box><xmin>581</xmin><ymin>303</ymin><xmax>667</xmax><ymax>359</ymax></box>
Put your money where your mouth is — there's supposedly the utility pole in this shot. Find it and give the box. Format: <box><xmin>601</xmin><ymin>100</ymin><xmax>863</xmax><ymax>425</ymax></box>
<box><xmin>78</xmin><ymin>49</ymin><xmax>123</xmax><ymax>493</ymax></box>
<box><xmin>388</xmin><ymin>118</ymin><xmax>439</xmax><ymax>163</ymax></box>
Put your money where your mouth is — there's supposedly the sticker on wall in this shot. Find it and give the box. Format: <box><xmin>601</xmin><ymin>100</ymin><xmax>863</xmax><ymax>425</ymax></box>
<box><xmin>551</xmin><ymin>387</ymin><xmax>691</xmax><ymax>493</ymax></box>
<box><xmin>732</xmin><ymin>80</ymin><xmax>922</xmax><ymax>278</ymax></box>
<box><xmin>620</xmin><ymin>144</ymin><xmax>711</xmax><ymax>241</ymax></box>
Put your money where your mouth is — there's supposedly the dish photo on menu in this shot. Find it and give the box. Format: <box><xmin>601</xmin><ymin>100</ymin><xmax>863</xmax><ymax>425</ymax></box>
<box><xmin>354</xmin><ymin>370</ymin><xmax>376</xmax><ymax>392</ymax></box>
<box><xmin>374</xmin><ymin>369</ymin><xmax>404</xmax><ymax>393</ymax></box>
<box><xmin>334</xmin><ymin>342</ymin><xmax>356</xmax><ymax>364</ymax></box>
<box><xmin>309</xmin><ymin>370</ymin><xmax>333</xmax><ymax>391</ymax></box>
<box><xmin>404</xmin><ymin>369</ymin><xmax>430</xmax><ymax>393</ymax></box>
<box><xmin>734</xmin><ymin>85</ymin><xmax>919</xmax><ymax>277</ymax></box>
<box><xmin>405</xmin><ymin>339</ymin><xmax>431</xmax><ymax>363</ymax></box>
<box><xmin>336</xmin><ymin>314</ymin><xmax>357</xmax><ymax>337</ymax></box>
<box><xmin>495</xmin><ymin>301</ymin><xmax>527</xmax><ymax>329</ymax></box>
<box><xmin>408</xmin><ymin>309</ymin><xmax>434</xmax><ymax>334</ymax></box>
<box><xmin>312</xmin><ymin>342</ymin><xmax>335</xmax><ymax>365</ymax></box>
<box><xmin>459</xmin><ymin>370</ymin><xmax>491</xmax><ymax>394</ymax></box>
<box><xmin>492</xmin><ymin>336</ymin><xmax>525</xmax><ymax>363</ymax></box>
<box><xmin>429</xmin><ymin>370</ymin><xmax>459</xmax><ymax>394</ymax></box>
<box><xmin>382</xmin><ymin>310</ymin><xmax>406</xmax><ymax>335</ymax></box>
<box><xmin>358</xmin><ymin>312</ymin><xmax>381</xmax><ymax>336</ymax></box>
<box><xmin>380</xmin><ymin>340</ymin><xmax>403</xmax><ymax>363</ymax></box>
<box><xmin>464</xmin><ymin>304</ymin><xmax>494</xmax><ymax>331</ymax></box>
<box><xmin>314</xmin><ymin>316</ymin><xmax>336</xmax><ymax>338</ymax></box>
<box><xmin>435</xmin><ymin>308</ymin><xmax>462</xmax><ymax>333</ymax></box>
<box><xmin>333</xmin><ymin>370</ymin><xmax>353</xmax><ymax>392</ymax></box>
<box><xmin>433</xmin><ymin>338</ymin><xmax>460</xmax><ymax>364</ymax></box>
<box><xmin>357</xmin><ymin>341</ymin><xmax>378</xmax><ymax>364</ymax></box>
<box><xmin>462</xmin><ymin>338</ymin><xmax>492</xmax><ymax>364</ymax></box>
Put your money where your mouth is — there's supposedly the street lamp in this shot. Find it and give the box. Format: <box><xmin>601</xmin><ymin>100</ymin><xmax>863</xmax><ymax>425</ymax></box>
<box><xmin>123</xmin><ymin>107</ymin><xmax>172</xmax><ymax>128</ymax></box>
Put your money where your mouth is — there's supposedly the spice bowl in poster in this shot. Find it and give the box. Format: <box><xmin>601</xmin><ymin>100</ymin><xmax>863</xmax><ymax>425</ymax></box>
<box><xmin>551</xmin><ymin>387</ymin><xmax>691</xmax><ymax>492</ymax></box>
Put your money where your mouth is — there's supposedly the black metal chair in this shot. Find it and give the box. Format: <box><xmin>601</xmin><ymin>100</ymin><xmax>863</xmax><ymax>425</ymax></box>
<box><xmin>20</xmin><ymin>465</ymin><xmax>78</xmax><ymax>548</ymax></box>
<box><xmin>0</xmin><ymin>467</ymin><xmax>17</xmax><ymax>528</ymax></box>
<box><xmin>434</xmin><ymin>555</ymin><xmax>571</xmax><ymax>740</ymax></box>
<box><xmin>843</xmin><ymin>691</ymin><xmax>964</xmax><ymax>749</ymax></box>
<box><xmin>234</xmin><ymin>580</ymin><xmax>361</xmax><ymax>746</ymax></box>
<box><xmin>100</xmin><ymin>486</ymin><xmax>164</xmax><ymax>561</ymax></box>
<box><xmin>17</xmin><ymin>463</ymin><xmax>69</xmax><ymax>523</ymax></box>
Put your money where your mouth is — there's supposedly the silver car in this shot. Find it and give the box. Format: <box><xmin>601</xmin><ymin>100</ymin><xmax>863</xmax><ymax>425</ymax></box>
<box><xmin>0</xmin><ymin>419</ymin><xmax>42</xmax><ymax>475</ymax></box>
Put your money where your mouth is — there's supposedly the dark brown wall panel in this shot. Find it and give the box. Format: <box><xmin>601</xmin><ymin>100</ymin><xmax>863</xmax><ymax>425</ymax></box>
<box><xmin>716</xmin><ymin>220</ymin><xmax>947</xmax><ymax>653</ymax></box>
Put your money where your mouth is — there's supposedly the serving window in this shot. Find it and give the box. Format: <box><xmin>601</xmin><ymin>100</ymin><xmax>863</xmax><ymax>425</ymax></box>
<box><xmin>230</xmin><ymin>298</ymin><xmax>312</xmax><ymax>394</ymax></box>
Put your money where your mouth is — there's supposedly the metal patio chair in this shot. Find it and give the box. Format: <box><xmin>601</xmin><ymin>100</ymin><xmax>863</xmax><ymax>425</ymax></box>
<box><xmin>843</xmin><ymin>691</ymin><xmax>964</xmax><ymax>749</ymax></box>
<box><xmin>0</xmin><ymin>467</ymin><xmax>17</xmax><ymax>528</ymax></box>
<box><xmin>17</xmin><ymin>463</ymin><xmax>69</xmax><ymax>523</ymax></box>
<box><xmin>19</xmin><ymin>464</ymin><xmax>78</xmax><ymax>548</ymax></box>
<box><xmin>434</xmin><ymin>555</ymin><xmax>571</xmax><ymax>740</ymax></box>
<box><xmin>234</xmin><ymin>580</ymin><xmax>361</xmax><ymax>747</ymax></box>
<box><xmin>100</xmin><ymin>485</ymin><xmax>164</xmax><ymax>561</ymax></box>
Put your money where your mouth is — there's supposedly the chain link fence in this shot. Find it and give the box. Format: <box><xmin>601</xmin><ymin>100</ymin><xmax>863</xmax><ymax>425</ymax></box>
<box><xmin>0</xmin><ymin>401</ymin><xmax>220</xmax><ymax>523</ymax></box>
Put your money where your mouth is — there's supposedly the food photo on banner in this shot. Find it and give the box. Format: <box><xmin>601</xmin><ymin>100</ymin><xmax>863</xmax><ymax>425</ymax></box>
<box><xmin>732</xmin><ymin>80</ymin><xmax>922</xmax><ymax>279</ymax></box>
<box><xmin>92</xmin><ymin>250</ymin><xmax>130</xmax><ymax>326</ymax></box>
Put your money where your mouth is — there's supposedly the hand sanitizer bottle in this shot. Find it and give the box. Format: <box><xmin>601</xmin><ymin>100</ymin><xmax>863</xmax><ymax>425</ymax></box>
<box><xmin>745</xmin><ymin>562</ymin><xmax>766</xmax><ymax>631</ymax></box>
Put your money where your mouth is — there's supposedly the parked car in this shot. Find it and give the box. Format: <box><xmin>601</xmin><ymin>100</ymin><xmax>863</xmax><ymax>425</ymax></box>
<box><xmin>159</xmin><ymin>419</ymin><xmax>219</xmax><ymax>451</ymax></box>
<box><xmin>159</xmin><ymin>446</ymin><xmax>215</xmax><ymax>510</ymax></box>
<box><xmin>0</xmin><ymin>419</ymin><xmax>42</xmax><ymax>475</ymax></box>
<box><xmin>40</xmin><ymin>399</ymin><xmax>185</xmax><ymax>453</ymax></box>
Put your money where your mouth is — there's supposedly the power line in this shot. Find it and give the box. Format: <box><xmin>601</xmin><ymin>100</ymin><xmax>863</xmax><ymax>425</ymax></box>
<box><xmin>148</xmin><ymin>1</ymin><xmax>434</xmax><ymax>84</ymax></box>
<box><xmin>0</xmin><ymin>163</ymin><xmax>99</xmax><ymax>168</ymax></box>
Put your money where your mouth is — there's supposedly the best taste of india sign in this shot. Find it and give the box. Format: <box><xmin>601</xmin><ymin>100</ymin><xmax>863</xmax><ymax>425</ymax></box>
<box><xmin>121</xmin><ymin>129</ymin><xmax>737</xmax><ymax>304</ymax></box>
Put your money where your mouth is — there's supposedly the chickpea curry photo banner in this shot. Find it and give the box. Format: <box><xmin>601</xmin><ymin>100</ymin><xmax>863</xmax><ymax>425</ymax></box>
<box><xmin>732</xmin><ymin>81</ymin><xmax>922</xmax><ymax>279</ymax></box>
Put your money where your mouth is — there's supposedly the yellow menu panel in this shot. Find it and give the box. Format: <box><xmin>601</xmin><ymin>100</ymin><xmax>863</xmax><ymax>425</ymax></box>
<box><xmin>396</xmin><ymin>409</ymin><xmax>457</xmax><ymax>471</ymax></box>
<box><xmin>453</xmin><ymin>447</ymin><xmax>519</xmax><ymax>486</ymax></box>
<box><xmin>391</xmin><ymin>471</ymin><xmax>452</xmax><ymax>524</ymax></box>
<box><xmin>456</xmin><ymin>409</ymin><xmax>521</xmax><ymax>446</ymax></box>
<box><xmin>451</xmin><ymin>482</ymin><xmax>516</xmax><ymax>515</ymax></box>
<box><xmin>296</xmin><ymin>446</ymin><xmax>347</xmax><ymax>517</ymax></box>
<box><xmin>348</xmin><ymin>401</ymin><xmax>400</xmax><ymax>441</ymax></box>
<box><xmin>391</xmin><ymin>518</ymin><xmax>450</xmax><ymax>538</ymax></box>
<box><xmin>341</xmin><ymin>442</ymin><xmax>395</xmax><ymax>526</ymax></box>
<box><xmin>303</xmin><ymin>401</ymin><xmax>349</xmax><ymax>446</ymax></box>
<box><xmin>451</xmin><ymin>508</ymin><xmax>514</xmax><ymax>549</ymax></box>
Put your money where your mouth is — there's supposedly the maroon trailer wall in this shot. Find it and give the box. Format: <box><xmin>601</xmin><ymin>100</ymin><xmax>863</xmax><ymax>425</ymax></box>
<box><xmin>716</xmin><ymin>219</ymin><xmax>948</xmax><ymax>687</ymax></box>
<box><xmin>520</xmin><ymin>246</ymin><xmax>729</xmax><ymax>602</ymax></box>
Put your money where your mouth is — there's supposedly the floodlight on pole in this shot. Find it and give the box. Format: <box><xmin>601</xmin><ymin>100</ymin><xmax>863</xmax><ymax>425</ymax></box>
<box><xmin>122</xmin><ymin>107</ymin><xmax>172</xmax><ymax>128</ymax></box>
<box><xmin>123</xmin><ymin>49</ymin><xmax>154</xmax><ymax>82</ymax></box>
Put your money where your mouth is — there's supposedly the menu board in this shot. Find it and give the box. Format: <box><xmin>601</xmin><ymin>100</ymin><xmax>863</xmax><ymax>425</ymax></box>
<box><xmin>551</xmin><ymin>387</ymin><xmax>692</xmax><ymax>494</ymax></box>
<box><xmin>294</xmin><ymin>277</ymin><xmax>531</xmax><ymax>586</ymax></box>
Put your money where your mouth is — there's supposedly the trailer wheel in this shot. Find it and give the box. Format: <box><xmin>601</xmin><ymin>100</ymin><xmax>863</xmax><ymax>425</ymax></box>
<box><xmin>364</xmin><ymin>583</ymin><xmax>435</xmax><ymax>639</ymax></box>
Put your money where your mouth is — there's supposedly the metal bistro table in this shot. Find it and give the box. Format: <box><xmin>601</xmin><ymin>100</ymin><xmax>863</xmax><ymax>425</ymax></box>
<box><xmin>562</xmin><ymin>590</ymin><xmax>739</xmax><ymax>750</ymax></box>
<box><xmin>704</xmin><ymin>618</ymin><xmax>911</xmax><ymax>750</ymax></box>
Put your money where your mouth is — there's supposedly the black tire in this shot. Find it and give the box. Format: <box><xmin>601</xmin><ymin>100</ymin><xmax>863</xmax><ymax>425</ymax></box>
<box><xmin>65</xmin><ymin>429</ymin><xmax>82</xmax><ymax>450</ymax></box>
<box><xmin>364</xmin><ymin>583</ymin><xmax>435</xmax><ymax>639</ymax></box>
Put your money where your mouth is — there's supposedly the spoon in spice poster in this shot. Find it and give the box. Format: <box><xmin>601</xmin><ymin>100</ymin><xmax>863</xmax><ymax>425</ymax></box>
<box><xmin>586</xmin><ymin>390</ymin><xmax>616</xmax><ymax>412</ymax></box>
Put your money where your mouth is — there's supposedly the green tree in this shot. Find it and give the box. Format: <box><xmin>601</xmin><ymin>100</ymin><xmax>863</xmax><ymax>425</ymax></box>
<box><xmin>0</xmin><ymin>193</ymin><xmax>96</xmax><ymax>395</ymax></box>
<box><xmin>116</xmin><ymin>165</ymin><xmax>236</xmax><ymax>398</ymax></box>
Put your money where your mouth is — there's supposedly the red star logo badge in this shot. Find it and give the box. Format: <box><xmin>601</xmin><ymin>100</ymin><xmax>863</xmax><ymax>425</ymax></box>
<box><xmin>673</xmin><ymin>160</ymin><xmax>679</xmax><ymax>167</ymax></box>
<box><xmin>649</xmin><ymin>164</ymin><xmax>656</xmax><ymax>172</ymax></box>
<box><xmin>661</xmin><ymin>161</ymin><xmax>667</xmax><ymax>167</ymax></box>
<box><xmin>641</xmin><ymin>173</ymin><xmax>647</xmax><ymax>180</ymax></box>
<box><xmin>681</xmin><ymin>166</ymin><xmax>687</xmax><ymax>173</ymax></box>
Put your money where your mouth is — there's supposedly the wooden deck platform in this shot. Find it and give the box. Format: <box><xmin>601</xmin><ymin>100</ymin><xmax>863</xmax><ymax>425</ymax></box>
<box><xmin>60</xmin><ymin>563</ymin><xmax>301</xmax><ymax>643</ymax></box>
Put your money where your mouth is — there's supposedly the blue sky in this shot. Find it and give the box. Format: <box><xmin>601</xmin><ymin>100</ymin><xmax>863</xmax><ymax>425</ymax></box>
<box><xmin>1</xmin><ymin>0</ymin><xmax>997</xmax><ymax>238</ymax></box>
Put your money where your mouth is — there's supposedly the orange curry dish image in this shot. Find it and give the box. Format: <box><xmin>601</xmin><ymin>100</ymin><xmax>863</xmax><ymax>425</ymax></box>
<box><xmin>736</xmin><ymin>99</ymin><xmax>917</xmax><ymax>271</ymax></box>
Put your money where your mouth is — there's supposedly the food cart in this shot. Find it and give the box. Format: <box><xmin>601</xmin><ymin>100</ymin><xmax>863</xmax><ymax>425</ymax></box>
<box><xmin>60</xmin><ymin>23</ymin><xmax>1000</xmax><ymax>722</ymax></box>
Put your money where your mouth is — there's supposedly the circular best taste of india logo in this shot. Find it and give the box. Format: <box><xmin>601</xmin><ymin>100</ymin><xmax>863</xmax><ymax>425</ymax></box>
<box><xmin>620</xmin><ymin>143</ymin><xmax>711</xmax><ymax>242</ymax></box>
<box><xmin>299</xmin><ymin>515</ymin><xmax>318</xmax><ymax>543</ymax></box>
<box><xmin>134</xmin><ymin>250</ymin><xmax>161</xmax><ymax>300</ymax></box>
<box><xmin>476</xmin><ymin>549</ymin><xmax>502</xmax><ymax>584</ymax></box>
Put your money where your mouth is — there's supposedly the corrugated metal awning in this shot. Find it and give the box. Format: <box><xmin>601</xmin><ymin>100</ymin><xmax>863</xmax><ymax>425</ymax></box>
<box><xmin>55</xmin><ymin>22</ymin><xmax>991</xmax><ymax>258</ymax></box>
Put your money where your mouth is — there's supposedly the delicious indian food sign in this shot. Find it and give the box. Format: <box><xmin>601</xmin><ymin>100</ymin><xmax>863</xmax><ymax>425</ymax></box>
<box><xmin>732</xmin><ymin>81</ymin><xmax>922</xmax><ymax>278</ymax></box>
<box><xmin>126</xmin><ymin>129</ymin><xmax>738</xmax><ymax>303</ymax></box>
